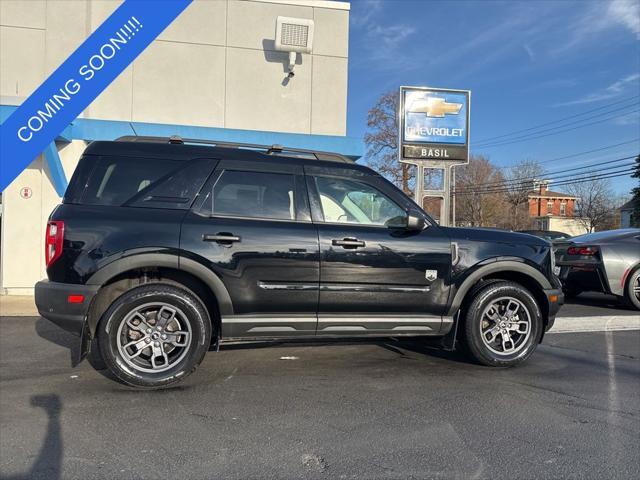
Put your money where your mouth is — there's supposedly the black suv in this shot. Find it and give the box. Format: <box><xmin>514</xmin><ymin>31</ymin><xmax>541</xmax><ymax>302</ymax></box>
<box><xmin>35</xmin><ymin>136</ymin><xmax>563</xmax><ymax>388</ymax></box>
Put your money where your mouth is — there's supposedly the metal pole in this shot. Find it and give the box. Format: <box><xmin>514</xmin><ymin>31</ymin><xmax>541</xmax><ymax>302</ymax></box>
<box><xmin>414</xmin><ymin>164</ymin><xmax>424</xmax><ymax>207</ymax></box>
<box><xmin>451</xmin><ymin>166</ymin><xmax>456</xmax><ymax>227</ymax></box>
<box><xmin>441</xmin><ymin>166</ymin><xmax>451</xmax><ymax>226</ymax></box>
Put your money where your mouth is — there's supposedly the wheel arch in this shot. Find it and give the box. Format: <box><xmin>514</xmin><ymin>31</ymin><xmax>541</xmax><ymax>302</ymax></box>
<box><xmin>448</xmin><ymin>261</ymin><xmax>552</xmax><ymax>325</ymax></box>
<box><xmin>85</xmin><ymin>253</ymin><xmax>233</xmax><ymax>339</ymax></box>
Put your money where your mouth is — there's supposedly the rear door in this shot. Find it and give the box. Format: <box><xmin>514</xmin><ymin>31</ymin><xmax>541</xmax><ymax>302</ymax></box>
<box><xmin>181</xmin><ymin>159</ymin><xmax>320</xmax><ymax>338</ymax></box>
<box><xmin>305</xmin><ymin>165</ymin><xmax>452</xmax><ymax>336</ymax></box>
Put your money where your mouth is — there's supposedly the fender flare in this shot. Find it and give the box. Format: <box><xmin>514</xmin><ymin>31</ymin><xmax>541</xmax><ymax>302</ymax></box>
<box><xmin>446</xmin><ymin>260</ymin><xmax>552</xmax><ymax>316</ymax></box>
<box><xmin>86</xmin><ymin>253</ymin><xmax>234</xmax><ymax>316</ymax></box>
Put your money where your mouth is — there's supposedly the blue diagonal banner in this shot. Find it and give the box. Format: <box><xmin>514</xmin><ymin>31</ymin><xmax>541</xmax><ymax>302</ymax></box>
<box><xmin>0</xmin><ymin>0</ymin><xmax>193</xmax><ymax>192</ymax></box>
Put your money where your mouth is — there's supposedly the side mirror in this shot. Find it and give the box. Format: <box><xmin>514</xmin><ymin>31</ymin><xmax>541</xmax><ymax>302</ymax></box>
<box><xmin>406</xmin><ymin>213</ymin><xmax>426</xmax><ymax>231</ymax></box>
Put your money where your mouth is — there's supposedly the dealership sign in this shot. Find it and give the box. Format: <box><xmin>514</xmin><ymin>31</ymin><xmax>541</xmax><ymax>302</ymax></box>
<box><xmin>399</xmin><ymin>86</ymin><xmax>470</xmax><ymax>164</ymax></box>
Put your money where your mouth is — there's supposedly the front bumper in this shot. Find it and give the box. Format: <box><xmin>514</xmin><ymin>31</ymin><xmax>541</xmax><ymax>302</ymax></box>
<box><xmin>35</xmin><ymin>281</ymin><xmax>99</xmax><ymax>336</ymax></box>
<box><xmin>543</xmin><ymin>287</ymin><xmax>564</xmax><ymax>331</ymax></box>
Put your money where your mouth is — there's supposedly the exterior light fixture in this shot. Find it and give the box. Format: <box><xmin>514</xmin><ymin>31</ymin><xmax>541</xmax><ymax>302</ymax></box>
<box><xmin>274</xmin><ymin>16</ymin><xmax>314</xmax><ymax>78</ymax></box>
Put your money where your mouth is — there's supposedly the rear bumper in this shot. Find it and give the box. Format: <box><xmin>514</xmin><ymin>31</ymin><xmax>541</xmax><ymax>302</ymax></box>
<box><xmin>34</xmin><ymin>281</ymin><xmax>99</xmax><ymax>336</ymax></box>
<box><xmin>559</xmin><ymin>265</ymin><xmax>608</xmax><ymax>294</ymax></box>
<box><xmin>543</xmin><ymin>287</ymin><xmax>564</xmax><ymax>331</ymax></box>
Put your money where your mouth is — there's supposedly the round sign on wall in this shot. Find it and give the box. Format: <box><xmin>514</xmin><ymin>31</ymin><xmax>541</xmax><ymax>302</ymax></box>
<box><xmin>20</xmin><ymin>187</ymin><xmax>32</xmax><ymax>199</ymax></box>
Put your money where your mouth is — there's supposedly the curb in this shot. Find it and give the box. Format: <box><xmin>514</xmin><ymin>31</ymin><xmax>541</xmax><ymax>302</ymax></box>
<box><xmin>549</xmin><ymin>315</ymin><xmax>640</xmax><ymax>334</ymax></box>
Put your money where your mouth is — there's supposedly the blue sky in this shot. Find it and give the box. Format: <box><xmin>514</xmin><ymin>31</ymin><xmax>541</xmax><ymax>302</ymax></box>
<box><xmin>346</xmin><ymin>0</ymin><xmax>640</xmax><ymax>195</ymax></box>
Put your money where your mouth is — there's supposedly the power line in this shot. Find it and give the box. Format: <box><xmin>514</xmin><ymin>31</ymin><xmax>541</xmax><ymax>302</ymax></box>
<box><xmin>459</xmin><ymin>155</ymin><xmax>637</xmax><ymax>190</ymax></box>
<box><xmin>454</xmin><ymin>164</ymin><xmax>636</xmax><ymax>194</ymax></box>
<box><xmin>455</xmin><ymin>167</ymin><xmax>635</xmax><ymax>194</ymax></box>
<box><xmin>453</xmin><ymin>168</ymin><xmax>636</xmax><ymax>196</ymax></box>
<box><xmin>493</xmin><ymin>138</ymin><xmax>640</xmax><ymax>168</ymax></box>
<box><xmin>454</xmin><ymin>171</ymin><xmax>634</xmax><ymax>196</ymax></box>
<box><xmin>474</xmin><ymin>106</ymin><xmax>640</xmax><ymax>149</ymax></box>
<box><xmin>475</xmin><ymin>101</ymin><xmax>639</xmax><ymax>147</ymax></box>
<box><xmin>474</xmin><ymin>95</ymin><xmax>640</xmax><ymax>144</ymax></box>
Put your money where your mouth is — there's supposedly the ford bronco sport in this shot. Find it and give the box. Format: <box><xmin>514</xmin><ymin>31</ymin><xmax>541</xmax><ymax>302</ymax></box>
<box><xmin>35</xmin><ymin>136</ymin><xmax>564</xmax><ymax>388</ymax></box>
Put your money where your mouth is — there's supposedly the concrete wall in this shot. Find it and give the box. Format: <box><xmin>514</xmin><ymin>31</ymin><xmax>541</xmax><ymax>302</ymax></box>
<box><xmin>0</xmin><ymin>0</ymin><xmax>350</xmax><ymax>294</ymax></box>
<box><xmin>1</xmin><ymin>0</ymin><xmax>349</xmax><ymax>134</ymax></box>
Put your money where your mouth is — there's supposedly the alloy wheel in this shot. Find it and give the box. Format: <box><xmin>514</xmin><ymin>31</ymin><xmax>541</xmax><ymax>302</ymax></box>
<box><xmin>116</xmin><ymin>302</ymin><xmax>192</xmax><ymax>373</ymax></box>
<box><xmin>479</xmin><ymin>296</ymin><xmax>532</xmax><ymax>356</ymax></box>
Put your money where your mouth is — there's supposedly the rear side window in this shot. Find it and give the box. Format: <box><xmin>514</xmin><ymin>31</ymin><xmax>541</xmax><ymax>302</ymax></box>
<box><xmin>206</xmin><ymin>170</ymin><xmax>296</xmax><ymax>221</ymax></box>
<box><xmin>67</xmin><ymin>156</ymin><xmax>213</xmax><ymax>209</ymax></box>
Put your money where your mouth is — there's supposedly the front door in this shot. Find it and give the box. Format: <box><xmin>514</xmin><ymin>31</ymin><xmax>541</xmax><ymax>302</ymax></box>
<box><xmin>181</xmin><ymin>160</ymin><xmax>319</xmax><ymax>338</ymax></box>
<box><xmin>305</xmin><ymin>167</ymin><xmax>452</xmax><ymax>336</ymax></box>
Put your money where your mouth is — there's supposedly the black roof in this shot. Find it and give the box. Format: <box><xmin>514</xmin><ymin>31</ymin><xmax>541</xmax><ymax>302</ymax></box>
<box><xmin>82</xmin><ymin>136</ymin><xmax>366</xmax><ymax>172</ymax></box>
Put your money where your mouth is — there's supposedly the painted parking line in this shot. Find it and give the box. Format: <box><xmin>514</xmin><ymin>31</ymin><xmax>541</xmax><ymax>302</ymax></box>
<box><xmin>549</xmin><ymin>315</ymin><xmax>640</xmax><ymax>334</ymax></box>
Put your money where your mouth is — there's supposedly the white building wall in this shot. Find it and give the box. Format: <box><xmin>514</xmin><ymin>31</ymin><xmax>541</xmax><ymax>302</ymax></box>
<box><xmin>0</xmin><ymin>0</ymin><xmax>350</xmax><ymax>294</ymax></box>
<box><xmin>534</xmin><ymin>217</ymin><xmax>589</xmax><ymax>237</ymax></box>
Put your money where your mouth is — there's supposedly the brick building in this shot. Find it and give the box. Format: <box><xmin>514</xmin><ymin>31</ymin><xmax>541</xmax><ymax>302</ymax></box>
<box><xmin>528</xmin><ymin>182</ymin><xmax>577</xmax><ymax>217</ymax></box>
<box><xmin>527</xmin><ymin>181</ymin><xmax>587</xmax><ymax>236</ymax></box>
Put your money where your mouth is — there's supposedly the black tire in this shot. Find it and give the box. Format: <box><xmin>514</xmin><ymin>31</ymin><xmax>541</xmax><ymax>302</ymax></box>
<box><xmin>97</xmin><ymin>283</ymin><xmax>211</xmax><ymax>389</ymax></box>
<box><xmin>624</xmin><ymin>269</ymin><xmax>640</xmax><ymax>311</ymax></box>
<box><xmin>460</xmin><ymin>281</ymin><xmax>543</xmax><ymax>367</ymax></box>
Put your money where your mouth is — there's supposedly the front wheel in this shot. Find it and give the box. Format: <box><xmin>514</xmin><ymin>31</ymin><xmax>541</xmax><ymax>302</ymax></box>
<box><xmin>460</xmin><ymin>281</ymin><xmax>543</xmax><ymax>367</ymax></box>
<box><xmin>97</xmin><ymin>283</ymin><xmax>212</xmax><ymax>389</ymax></box>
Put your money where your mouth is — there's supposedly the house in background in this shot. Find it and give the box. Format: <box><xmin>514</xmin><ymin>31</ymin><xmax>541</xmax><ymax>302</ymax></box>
<box><xmin>619</xmin><ymin>198</ymin><xmax>638</xmax><ymax>228</ymax></box>
<box><xmin>528</xmin><ymin>181</ymin><xmax>587</xmax><ymax>236</ymax></box>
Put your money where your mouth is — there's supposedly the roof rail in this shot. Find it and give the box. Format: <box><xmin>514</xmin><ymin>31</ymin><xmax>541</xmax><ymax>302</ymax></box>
<box><xmin>115</xmin><ymin>135</ymin><xmax>354</xmax><ymax>163</ymax></box>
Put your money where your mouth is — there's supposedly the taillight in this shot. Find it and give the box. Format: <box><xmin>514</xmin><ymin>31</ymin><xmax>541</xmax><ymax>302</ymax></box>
<box><xmin>567</xmin><ymin>246</ymin><xmax>598</xmax><ymax>256</ymax></box>
<box><xmin>45</xmin><ymin>221</ymin><xmax>64</xmax><ymax>267</ymax></box>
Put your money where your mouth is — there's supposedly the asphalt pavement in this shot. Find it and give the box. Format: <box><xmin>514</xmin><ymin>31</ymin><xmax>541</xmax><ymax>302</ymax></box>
<box><xmin>560</xmin><ymin>292</ymin><xmax>639</xmax><ymax>317</ymax></box>
<box><xmin>1</xmin><ymin>310</ymin><xmax>639</xmax><ymax>479</ymax></box>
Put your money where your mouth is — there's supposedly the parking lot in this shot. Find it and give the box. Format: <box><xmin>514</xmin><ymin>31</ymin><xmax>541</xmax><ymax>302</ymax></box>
<box><xmin>0</xmin><ymin>294</ymin><xmax>638</xmax><ymax>480</ymax></box>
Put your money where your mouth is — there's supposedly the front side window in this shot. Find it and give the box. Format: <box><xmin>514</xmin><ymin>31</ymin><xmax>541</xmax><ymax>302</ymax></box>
<box><xmin>314</xmin><ymin>176</ymin><xmax>406</xmax><ymax>227</ymax></box>
<box><xmin>209</xmin><ymin>170</ymin><xmax>295</xmax><ymax>221</ymax></box>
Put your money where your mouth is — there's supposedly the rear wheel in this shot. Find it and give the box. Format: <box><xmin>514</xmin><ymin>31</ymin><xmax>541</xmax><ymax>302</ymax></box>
<box><xmin>97</xmin><ymin>283</ymin><xmax>211</xmax><ymax>389</ymax></box>
<box><xmin>625</xmin><ymin>269</ymin><xmax>640</xmax><ymax>310</ymax></box>
<box><xmin>461</xmin><ymin>281</ymin><xmax>543</xmax><ymax>367</ymax></box>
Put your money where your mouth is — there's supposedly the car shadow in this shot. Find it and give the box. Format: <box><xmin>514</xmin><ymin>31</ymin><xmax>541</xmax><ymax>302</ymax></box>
<box><xmin>218</xmin><ymin>336</ymin><xmax>474</xmax><ymax>365</ymax></box>
<box><xmin>567</xmin><ymin>292</ymin><xmax>634</xmax><ymax>311</ymax></box>
<box><xmin>34</xmin><ymin>317</ymin><xmax>80</xmax><ymax>367</ymax></box>
<box><xmin>3</xmin><ymin>394</ymin><xmax>63</xmax><ymax>480</ymax></box>
<box><xmin>34</xmin><ymin>317</ymin><xmax>109</xmax><ymax>374</ymax></box>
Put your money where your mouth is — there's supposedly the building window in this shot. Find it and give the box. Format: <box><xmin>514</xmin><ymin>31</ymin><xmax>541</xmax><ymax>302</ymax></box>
<box><xmin>560</xmin><ymin>201</ymin><xmax>566</xmax><ymax>216</ymax></box>
<box><xmin>547</xmin><ymin>200</ymin><xmax>553</xmax><ymax>214</ymax></box>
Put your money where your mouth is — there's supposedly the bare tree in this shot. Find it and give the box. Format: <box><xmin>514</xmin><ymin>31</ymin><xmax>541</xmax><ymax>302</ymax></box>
<box><xmin>504</xmin><ymin>159</ymin><xmax>545</xmax><ymax>230</ymax></box>
<box><xmin>455</xmin><ymin>155</ymin><xmax>507</xmax><ymax>227</ymax></box>
<box><xmin>566</xmin><ymin>177</ymin><xmax>615</xmax><ymax>232</ymax></box>
<box><xmin>364</xmin><ymin>90</ymin><xmax>414</xmax><ymax>194</ymax></box>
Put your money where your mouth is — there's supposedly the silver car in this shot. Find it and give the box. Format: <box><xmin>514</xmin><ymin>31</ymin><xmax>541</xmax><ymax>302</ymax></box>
<box><xmin>556</xmin><ymin>229</ymin><xmax>640</xmax><ymax>310</ymax></box>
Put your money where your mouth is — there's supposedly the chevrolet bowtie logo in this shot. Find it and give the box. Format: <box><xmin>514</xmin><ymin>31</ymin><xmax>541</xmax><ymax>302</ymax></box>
<box><xmin>407</xmin><ymin>97</ymin><xmax>463</xmax><ymax>118</ymax></box>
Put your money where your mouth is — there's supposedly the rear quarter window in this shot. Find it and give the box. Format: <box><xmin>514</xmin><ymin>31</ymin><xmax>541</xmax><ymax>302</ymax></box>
<box><xmin>65</xmin><ymin>155</ymin><xmax>214</xmax><ymax>209</ymax></box>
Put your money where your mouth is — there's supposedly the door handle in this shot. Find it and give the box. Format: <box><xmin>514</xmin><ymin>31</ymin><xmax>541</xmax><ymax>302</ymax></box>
<box><xmin>203</xmin><ymin>233</ymin><xmax>241</xmax><ymax>244</ymax></box>
<box><xmin>332</xmin><ymin>238</ymin><xmax>365</xmax><ymax>249</ymax></box>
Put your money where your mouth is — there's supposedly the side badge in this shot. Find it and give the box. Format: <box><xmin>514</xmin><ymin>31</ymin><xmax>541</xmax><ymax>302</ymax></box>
<box><xmin>425</xmin><ymin>270</ymin><xmax>438</xmax><ymax>282</ymax></box>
